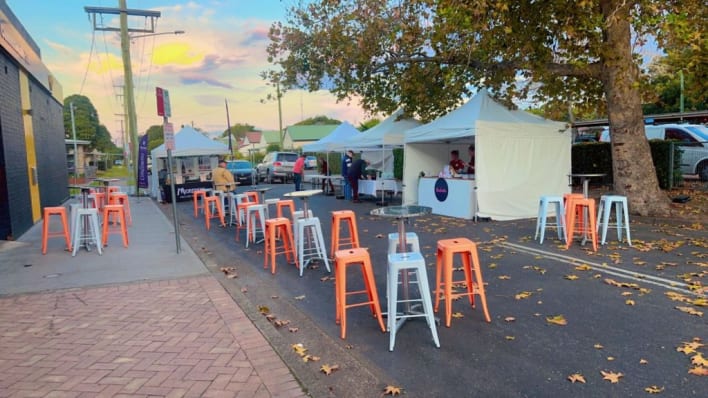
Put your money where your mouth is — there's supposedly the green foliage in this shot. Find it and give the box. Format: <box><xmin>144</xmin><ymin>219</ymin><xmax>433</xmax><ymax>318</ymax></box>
<box><xmin>266</xmin><ymin>143</ymin><xmax>281</xmax><ymax>152</ymax></box>
<box><xmin>571</xmin><ymin>141</ymin><xmax>683</xmax><ymax>189</ymax></box>
<box><xmin>642</xmin><ymin>57</ymin><xmax>706</xmax><ymax>114</ymax></box>
<box><xmin>359</xmin><ymin>118</ymin><xmax>380</xmax><ymax>131</ymax></box>
<box><xmin>393</xmin><ymin>148</ymin><xmax>404</xmax><ymax>180</ymax></box>
<box><xmin>295</xmin><ymin>115</ymin><xmax>342</xmax><ymax>125</ymax></box>
<box><xmin>223</xmin><ymin>123</ymin><xmax>256</xmax><ymax>139</ymax></box>
<box><xmin>145</xmin><ymin>125</ymin><xmax>164</xmax><ymax>152</ymax></box>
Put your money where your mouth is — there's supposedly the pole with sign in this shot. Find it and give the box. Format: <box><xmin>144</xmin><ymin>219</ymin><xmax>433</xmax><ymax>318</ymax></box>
<box><xmin>157</xmin><ymin>87</ymin><xmax>181</xmax><ymax>253</ymax></box>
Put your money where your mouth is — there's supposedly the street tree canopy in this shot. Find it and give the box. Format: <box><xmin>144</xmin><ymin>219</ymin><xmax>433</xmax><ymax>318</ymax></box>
<box><xmin>267</xmin><ymin>0</ymin><xmax>705</xmax><ymax>216</ymax></box>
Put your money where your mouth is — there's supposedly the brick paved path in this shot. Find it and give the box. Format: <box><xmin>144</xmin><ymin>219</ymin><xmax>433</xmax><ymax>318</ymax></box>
<box><xmin>0</xmin><ymin>276</ymin><xmax>305</xmax><ymax>398</ymax></box>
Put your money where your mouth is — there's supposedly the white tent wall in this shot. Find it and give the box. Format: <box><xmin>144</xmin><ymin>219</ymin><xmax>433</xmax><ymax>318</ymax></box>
<box><xmin>475</xmin><ymin>121</ymin><xmax>571</xmax><ymax>220</ymax></box>
<box><xmin>360</xmin><ymin>149</ymin><xmax>394</xmax><ymax>177</ymax></box>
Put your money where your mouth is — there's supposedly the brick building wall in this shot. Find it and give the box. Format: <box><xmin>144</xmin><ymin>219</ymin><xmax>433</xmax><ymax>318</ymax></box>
<box><xmin>0</xmin><ymin>49</ymin><xmax>32</xmax><ymax>239</ymax></box>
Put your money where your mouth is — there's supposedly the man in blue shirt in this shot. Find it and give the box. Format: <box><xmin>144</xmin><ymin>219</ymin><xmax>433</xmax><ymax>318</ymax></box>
<box><xmin>341</xmin><ymin>150</ymin><xmax>353</xmax><ymax>200</ymax></box>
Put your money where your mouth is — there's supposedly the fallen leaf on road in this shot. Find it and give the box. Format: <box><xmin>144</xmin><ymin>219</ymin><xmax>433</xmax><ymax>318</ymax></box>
<box><xmin>567</xmin><ymin>373</ymin><xmax>586</xmax><ymax>383</ymax></box>
<box><xmin>644</xmin><ymin>385</ymin><xmax>664</xmax><ymax>394</ymax></box>
<box><xmin>292</xmin><ymin>343</ymin><xmax>307</xmax><ymax>356</ymax></box>
<box><xmin>600</xmin><ymin>370</ymin><xmax>623</xmax><ymax>383</ymax></box>
<box><xmin>288</xmin><ymin>327</ymin><xmax>299</xmax><ymax>333</ymax></box>
<box><xmin>688</xmin><ymin>366</ymin><xmax>708</xmax><ymax>376</ymax></box>
<box><xmin>564</xmin><ymin>274</ymin><xmax>579</xmax><ymax>280</ymax></box>
<box><xmin>294</xmin><ymin>295</ymin><xmax>306</xmax><ymax>300</ymax></box>
<box><xmin>320</xmin><ymin>364</ymin><xmax>339</xmax><ymax>375</ymax></box>
<box><xmin>546</xmin><ymin>315</ymin><xmax>567</xmax><ymax>326</ymax></box>
<box><xmin>675</xmin><ymin>306</ymin><xmax>703</xmax><ymax>317</ymax></box>
<box><xmin>504</xmin><ymin>317</ymin><xmax>515</xmax><ymax>322</ymax></box>
<box><xmin>383</xmin><ymin>385</ymin><xmax>403</xmax><ymax>395</ymax></box>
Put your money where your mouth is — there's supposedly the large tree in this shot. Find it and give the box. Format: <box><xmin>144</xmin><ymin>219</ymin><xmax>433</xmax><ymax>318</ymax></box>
<box><xmin>267</xmin><ymin>0</ymin><xmax>704</xmax><ymax>216</ymax></box>
<box><xmin>63</xmin><ymin>94</ymin><xmax>119</xmax><ymax>154</ymax></box>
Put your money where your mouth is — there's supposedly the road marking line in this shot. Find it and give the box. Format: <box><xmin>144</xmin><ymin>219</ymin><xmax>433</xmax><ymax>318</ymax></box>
<box><xmin>499</xmin><ymin>242</ymin><xmax>700</xmax><ymax>296</ymax></box>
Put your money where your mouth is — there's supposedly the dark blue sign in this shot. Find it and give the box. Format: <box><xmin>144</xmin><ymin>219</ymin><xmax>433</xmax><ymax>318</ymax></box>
<box><xmin>434</xmin><ymin>178</ymin><xmax>448</xmax><ymax>202</ymax></box>
<box><xmin>138</xmin><ymin>134</ymin><xmax>149</xmax><ymax>188</ymax></box>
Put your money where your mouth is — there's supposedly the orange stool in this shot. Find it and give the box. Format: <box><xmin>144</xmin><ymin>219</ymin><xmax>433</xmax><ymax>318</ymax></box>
<box><xmin>563</xmin><ymin>193</ymin><xmax>585</xmax><ymax>238</ymax></box>
<box><xmin>245</xmin><ymin>191</ymin><xmax>260</xmax><ymax>204</ymax></box>
<box><xmin>101</xmin><ymin>204</ymin><xmax>129</xmax><ymax>247</ymax></box>
<box><xmin>88</xmin><ymin>192</ymin><xmax>106</xmax><ymax>212</ymax></box>
<box><xmin>264</xmin><ymin>217</ymin><xmax>297</xmax><ymax>274</ymax></box>
<box><xmin>107</xmin><ymin>186</ymin><xmax>121</xmax><ymax>194</ymax></box>
<box><xmin>435</xmin><ymin>238</ymin><xmax>491</xmax><ymax>327</ymax></box>
<box><xmin>193</xmin><ymin>190</ymin><xmax>208</xmax><ymax>218</ymax></box>
<box><xmin>108</xmin><ymin>192</ymin><xmax>132</xmax><ymax>226</ymax></box>
<box><xmin>334</xmin><ymin>248</ymin><xmax>386</xmax><ymax>339</ymax></box>
<box><xmin>276</xmin><ymin>199</ymin><xmax>295</xmax><ymax>219</ymax></box>
<box><xmin>204</xmin><ymin>196</ymin><xmax>225</xmax><ymax>230</ymax></box>
<box><xmin>565</xmin><ymin>198</ymin><xmax>598</xmax><ymax>251</ymax></box>
<box><xmin>41</xmin><ymin>206</ymin><xmax>72</xmax><ymax>254</ymax></box>
<box><xmin>330</xmin><ymin>210</ymin><xmax>359</xmax><ymax>258</ymax></box>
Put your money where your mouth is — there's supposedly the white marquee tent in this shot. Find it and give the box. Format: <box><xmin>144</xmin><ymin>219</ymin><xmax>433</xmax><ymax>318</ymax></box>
<box><xmin>150</xmin><ymin>126</ymin><xmax>230</xmax><ymax>198</ymax></box>
<box><xmin>403</xmin><ymin>90</ymin><xmax>571</xmax><ymax>220</ymax></box>
<box><xmin>332</xmin><ymin>109</ymin><xmax>421</xmax><ymax>176</ymax></box>
<box><xmin>301</xmin><ymin>121</ymin><xmax>360</xmax><ymax>153</ymax></box>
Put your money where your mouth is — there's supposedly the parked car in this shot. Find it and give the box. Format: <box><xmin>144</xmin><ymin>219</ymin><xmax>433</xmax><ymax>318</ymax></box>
<box><xmin>226</xmin><ymin>160</ymin><xmax>256</xmax><ymax>185</ymax></box>
<box><xmin>305</xmin><ymin>155</ymin><xmax>318</xmax><ymax>170</ymax></box>
<box><xmin>600</xmin><ymin>124</ymin><xmax>708</xmax><ymax>180</ymax></box>
<box><xmin>256</xmin><ymin>151</ymin><xmax>299</xmax><ymax>183</ymax></box>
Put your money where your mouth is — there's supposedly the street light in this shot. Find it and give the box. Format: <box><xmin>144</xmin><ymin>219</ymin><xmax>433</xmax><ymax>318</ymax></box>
<box><xmin>130</xmin><ymin>30</ymin><xmax>185</xmax><ymax>40</ymax></box>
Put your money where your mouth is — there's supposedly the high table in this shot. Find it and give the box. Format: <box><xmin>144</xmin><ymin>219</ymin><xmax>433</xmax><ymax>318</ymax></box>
<box><xmin>94</xmin><ymin>178</ymin><xmax>120</xmax><ymax>193</ymax></box>
<box><xmin>248</xmin><ymin>186</ymin><xmax>272</xmax><ymax>204</ymax></box>
<box><xmin>284</xmin><ymin>189</ymin><xmax>326</xmax><ymax>269</ymax></box>
<box><xmin>568</xmin><ymin>173</ymin><xmax>607</xmax><ymax>198</ymax></box>
<box><xmin>370</xmin><ymin>205</ymin><xmax>433</xmax><ymax>328</ymax></box>
<box><xmin>67</xmin><ymin>185</ymin><xmax>94</xmax><ymax>251</ymax></box>
<box><xmin>283</xmin><ymin>189</ymin><xmax>322</xmax><ymax>219</ymax></box>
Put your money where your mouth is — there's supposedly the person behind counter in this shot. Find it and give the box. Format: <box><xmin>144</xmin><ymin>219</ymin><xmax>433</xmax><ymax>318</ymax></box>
<box><xmin>449</xmin><ymin>150</ymin><xmax>465</xmax><ymax>174</ymax></box>
<box><xmin>319</xmin><ymin>156</ymin><xmax>335</xmax><ymax>192</ymax></box>
<box><xmin>341</xmin><ymin>150</ymin><xmax>353</xmax><ymax>200</ymax></box>
<box><xmin>467</xmin><ymin>145</ymin><xmax>475</xmax><ymax>175</ymax></box>
<box><xmin>347</xmin><ymin>157</ymin><xmax>370</xmax><ymax>203</ymax></box>
<box><xmin>212</xmin><ymin>159</ymin><xmax>237</xmax><ymax>192</ymax></box>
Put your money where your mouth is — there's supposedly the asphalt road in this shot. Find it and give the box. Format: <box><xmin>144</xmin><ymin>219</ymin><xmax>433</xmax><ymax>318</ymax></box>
<box><xmin>162</xmin><ymin>180</ymin><xmax>707</xmax><ymax>397</ymax></box>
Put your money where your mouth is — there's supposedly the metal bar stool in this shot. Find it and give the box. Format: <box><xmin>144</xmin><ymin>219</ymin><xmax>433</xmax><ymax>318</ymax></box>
<box><xmin>435</xmin><ymin>238</ymin><xmax>491</xmax><ymax>327</ymax></box>
<box><xmin>41</xmin><ymin>206</ymin><xmax>72</xmax><ymax>254</ymax></box>
<box><xmin>71</xmin><ymin>207</ymin><xmax>102</xmax><ymax>256</ymax></box>
<box><xmin>597</xmin><ymin>195</ymin><xmax>632</xmax><ymax>246</ymax></box>
<box><xmin>565</xmin><ymin>198</ymin><xmax>598</xmax><ymax>251</ymax></box>
<box><xmin>331</xmin><ymin>210</ymin><xmax>360</xmax><ymax>258</ymax></box>
<box><xmin>101</xmin><ymin>204</ymin><xmax>129</xmax><ymax>247</ymax></box>
<box><xmin>334</xmin><ymin>248</ymin><xmax>386</xmax><ymax>339</ymax></box>
<box><xmin>192</xmin><ymin>189</ymin><xmax>208</xmax><ymax>218</ymax></box>
<box><xmin>264</xmin><ymin>217</ymin><xmax>297</xmax><ymax>274</ymax></box>
<box><xmin>535</xmin><ymin>195</ymin><xmax>566</xmax><ymax>244</ymax></box>
<box><xmin>203</xmin><ymin>195</ymin><xmax>225</xmax><ymax>230</ymax></box>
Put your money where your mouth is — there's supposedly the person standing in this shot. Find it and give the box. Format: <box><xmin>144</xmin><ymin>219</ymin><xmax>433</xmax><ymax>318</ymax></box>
<box><xmin>293</xmin><ymin>153</ymin><xmax>306</xmax><ymax>191</ymax></box>
<box><xmin>467</xmin><ymin>145</ymin><xmax>476</xmax><ymax>175</ymax></box>
<box><xmin>319</xmin><ymin>156</ymin><xmax>335</xmax><ymax>193</ymax></box>
<box><xmin>347</xmin><ymin>157</ymin><xmax>369</xmax><ymax>203</ymax></box>
<box><xmin>449</xmin><ymin>150</ymin><xmax>465</xmax><ymax>174</ymax></box>
<box><xmin>212</xmin><ymin>159</ymin><xmax>237</xmax><ymax>192</ymax></box>
<box><xmin>341</xmin><ymin>150</ymin><xmax>353</xmax><ymax>199</ymax></box>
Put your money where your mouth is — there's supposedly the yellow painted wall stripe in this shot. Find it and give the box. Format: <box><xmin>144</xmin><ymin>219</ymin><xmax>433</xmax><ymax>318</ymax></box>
<box><xmin>19</xmin><ymin>70</ymin><xmax>41</xmax><ymax>222</ymax></box>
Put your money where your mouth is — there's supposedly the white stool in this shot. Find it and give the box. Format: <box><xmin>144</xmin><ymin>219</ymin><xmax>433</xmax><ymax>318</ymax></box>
<box><xmin>388</xmin><ymin>232</ymin><xmax>421</xmax><ymax>254</ymax></box>
<box><xmin>71</xmin><ymin>207</ymin><xmax>102</xmax><ymax>256</ymax></box>
<box><xmin>292</xmin><ymin>210</ymin><xmax>313</xmax><ymax>243</ymax></box>
<box><xmin>295</xmin><ymin>216</ymin><xmax>330</xmax><ymax>276</ymax></box>
<box><xmin>264</xmin><ymin>198</ymin><xmax>280</xmax><ymax>219</ymax></box>
<box><xmin>69</xmin><ymin>202</ymin><xmax>82</xmax><ymax>240</ymax></box>
<box><xmin>534</xmin><ymin>195</ymin><xmax>566</xmax><ymax>244</ymax></box>
<box><xmin>387</xmin><ymin>252</ymin><xmax>439</xmax><ymax>351</ymax></box>
<box><xmin>246</xmin><ymin>204</ymin><xmax>267</xmax><ymax>247</ymax></box>
<box><xmin>597</xmin><ymin>195</ymin><xmax>632</xmax><ymax>246</ymax></box>
<box><xmin>226</xmin><ymin>193</ymin><xmax>238</xmax><ymax>226</ymax></box>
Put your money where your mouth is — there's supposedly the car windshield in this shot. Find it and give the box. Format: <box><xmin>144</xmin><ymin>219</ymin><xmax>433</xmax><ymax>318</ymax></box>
<box><xmin>229</xmin><ymin>161</ymin><xmax>251</xmax><ymax>170</ymax></box>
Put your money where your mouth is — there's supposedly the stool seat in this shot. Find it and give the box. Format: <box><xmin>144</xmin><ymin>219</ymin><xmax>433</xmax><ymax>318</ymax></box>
<box><xmin>334</xmin><ymin>248</ymin><xmax>386</xmax><ymax>339</ymax></box>
<box><xmin>597</xmin><ymin>195</ymin><xmax>632</xmax><ymax>246</ymax></box>
<box><xmin>388</xmin><ymin>232</ymin><xmax>421</xmax><ymax>254</ymax></box>
<box><xmin>387</xmin><ymin>251</ymin><xmax>440</xmax><ymax>351</ymax></box>
<box><xmin>108</xmin><ymin>192</ymin><xmax>132</xmax><ymax>226</ymax></box>
<box><xmin>41</xmin><ymin>206</ymin><xmax>72</xmax><ymax>254</ymax></box>
<box><xmin>435</xmin><ymin>238</ymin><xmax>491</xmax><ymax>327</ymax></box>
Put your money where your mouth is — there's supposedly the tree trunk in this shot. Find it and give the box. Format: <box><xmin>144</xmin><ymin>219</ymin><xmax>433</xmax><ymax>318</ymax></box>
<box><xmin>600</xmin><ymin>0</ymin><xmax>670</xmax><ymax>216</ymax></box>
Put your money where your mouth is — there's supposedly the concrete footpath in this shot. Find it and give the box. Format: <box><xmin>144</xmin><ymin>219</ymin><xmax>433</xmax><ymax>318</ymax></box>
<box><xmin>0</xmin><ymin>196</ymin><xmax>306</xmax><ymax>397</ymax></box>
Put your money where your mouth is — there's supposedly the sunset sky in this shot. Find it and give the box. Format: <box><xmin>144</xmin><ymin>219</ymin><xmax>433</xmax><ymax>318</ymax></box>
<box><xmin>7</xmin><ymin>0</ymin><xmax>370</xmax><ymax>144</ymax></box>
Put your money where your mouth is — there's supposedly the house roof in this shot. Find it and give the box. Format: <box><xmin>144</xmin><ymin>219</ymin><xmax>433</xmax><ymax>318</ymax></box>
<box><xmin>244</xmin><ymin>131</ymin><xmax>262</xmax><ymax>144</ymax></box>
<box><xmin>286</xmin><ymin>125</ymin><xmax>338</xmax><ymax>141</ymax></box>
<box><xmin>262</xmin><ymin>130</ymin><xmax>281</xmax><ymax>144</ymax></box>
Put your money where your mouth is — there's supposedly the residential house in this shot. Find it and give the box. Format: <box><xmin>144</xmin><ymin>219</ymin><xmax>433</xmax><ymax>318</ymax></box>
<box><xmin>285</xmin><ymin>125</ymin><xmax>338</xmax><ymax>150</ymax></box>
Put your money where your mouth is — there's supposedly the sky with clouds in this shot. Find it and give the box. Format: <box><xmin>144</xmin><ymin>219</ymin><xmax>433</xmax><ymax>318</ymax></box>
<box><xmin>7</xmin><ymin>0</ymin><xmax>370</xmax><ymax>144</ymax></box>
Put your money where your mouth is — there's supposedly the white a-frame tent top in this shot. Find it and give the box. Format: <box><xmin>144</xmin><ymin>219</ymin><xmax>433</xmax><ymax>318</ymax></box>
<box><xmin>402</xmin><ymin>90</ymin><xmax>571</xmax><ymax>220</ymax></box>
<box><xmin>301</xmin><ymin>121</ymin><xmax>360</xmax><ymax>152</ymax></box>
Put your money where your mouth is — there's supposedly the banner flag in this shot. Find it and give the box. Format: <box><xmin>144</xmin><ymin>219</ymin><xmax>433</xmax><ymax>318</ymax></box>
<box><xmin>138</xmin><ymin>134</ymin><xmax>149</xmax><ymax>188</ymax></box>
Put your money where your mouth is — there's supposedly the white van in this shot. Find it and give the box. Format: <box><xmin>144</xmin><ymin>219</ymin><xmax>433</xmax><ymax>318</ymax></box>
<box><xmin>600</xmin><ymin>124</ymin><xmax>708</xmax><ymax>181</ymax></box>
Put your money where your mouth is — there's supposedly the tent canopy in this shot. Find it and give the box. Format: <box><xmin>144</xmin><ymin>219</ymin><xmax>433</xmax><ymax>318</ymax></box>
<box><xmin>405</xmin><ymin>89</ymin><xmax>563</xmax><ymax>144</ymax></box>
<box><xmin>151</xmin><ymin>126</ymin><xmax>230</xmax><ymax>158</ymax></box>
<box><xmin>332</xmin><ymin>109</ymin><xmax>421</xmax><ymax>151</ymax></box>
<box><xmin>402</xmin><ymin>89</ymin><xmax>571</xmax><ymax>221</ymax></box>
<box><xmin>301</xmin><ymin>121</ymin><xmax>360</xmax><ymax>152</ymax></box>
